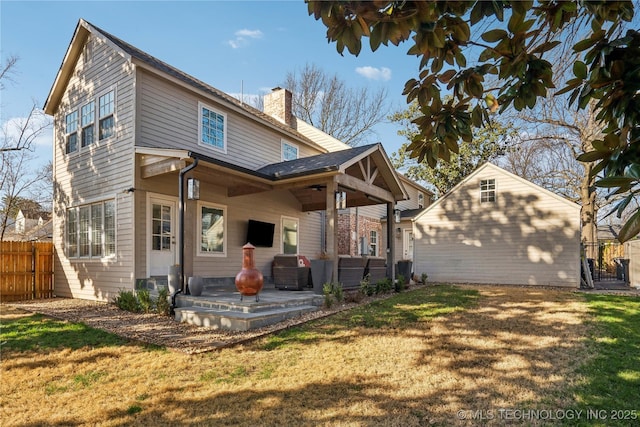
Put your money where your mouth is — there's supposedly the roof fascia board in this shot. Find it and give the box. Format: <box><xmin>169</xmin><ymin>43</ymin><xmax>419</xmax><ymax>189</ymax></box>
<box><xmin>135</xmin><ymin>146</ymin><xmax>191</xmax><ymax>159</ymax></box>
<box><xmin>44</xmin><ymin>19</ymin><xmax>131</xmax><ymax>115</ymax></box>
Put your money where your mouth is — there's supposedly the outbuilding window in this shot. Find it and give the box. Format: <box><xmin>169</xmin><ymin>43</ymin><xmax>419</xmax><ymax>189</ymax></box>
<box><xmin>480</xmin><ymin>179</ymin><xmax>496</xmax><ymax>203</ymax></box>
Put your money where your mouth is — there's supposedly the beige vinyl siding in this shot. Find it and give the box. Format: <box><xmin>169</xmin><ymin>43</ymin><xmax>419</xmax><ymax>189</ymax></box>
<box><xmin>137</xmin><ymin>71</ymin><xmax>323</xmax><ymax>169</ymax></box>
<box><xmin>294</xmin><ymin>119</ymin><xmax>348</xmax><ymax>152</ymax></box>
<box><xmin>626</xmin><ymin>240</ymin><xmax>640</xmax><ymax>288</ymax></box>
<box><xmin>189</xmin><ymin>184</ymin><xmax>322</xmax><ymax>280</ymax></box>
<box><xmin>53</xmin><ymin>34</ymin><xmax>136</xmax><ymax>301</ymax></box>
<box><xmin>413</xmin><ymin>164</ymin><xmax>580</xmax><ymax>287</ymax></box>
<box><xmin>134</xmin><ymin>167</ymin><xmax>322</xmax><ymax>282</ymax></box>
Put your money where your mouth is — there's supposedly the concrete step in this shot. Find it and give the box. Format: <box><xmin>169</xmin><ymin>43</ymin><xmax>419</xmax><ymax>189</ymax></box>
<box><xmin>174</xmin><ymin>304</ymin><xmax>319</xmax><ymax>331</ymax></box>
<box><xmin>176</xmin><ymin>294</ymin><xmax>323</xmax><ymax>313</ymax></box>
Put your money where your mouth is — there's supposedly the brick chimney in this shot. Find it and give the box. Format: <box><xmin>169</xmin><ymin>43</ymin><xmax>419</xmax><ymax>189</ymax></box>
<box><xmin>263</xmin><ymin>87</ymin><xmax>293</xmax><ymax>127</ymax></box>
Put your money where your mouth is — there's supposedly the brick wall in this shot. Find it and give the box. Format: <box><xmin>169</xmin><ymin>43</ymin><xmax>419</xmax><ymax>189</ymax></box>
<box><xmin>337</xmin><ymin>212</ymin><xmax>383</xmax><ymax>256</ymax></box>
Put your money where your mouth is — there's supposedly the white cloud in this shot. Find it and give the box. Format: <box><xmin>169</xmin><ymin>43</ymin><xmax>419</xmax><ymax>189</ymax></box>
<box><xmin>227</xmin><ymin>29</ymin><xmax>264</xmax><ymax>49</ymax></box>
<box><xmin>355</xmin><ymin>66</ymin><xmax>392</xmax><ymax>81</ymax></box>
<box><xmin>2</xmin><ymin>109</ymin><xmax>52</xmax><ymax>149</ymax></box>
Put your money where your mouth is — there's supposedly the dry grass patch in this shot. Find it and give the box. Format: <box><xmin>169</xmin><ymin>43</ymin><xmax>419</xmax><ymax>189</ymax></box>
<box><xmin>1</xmin><ymin>285</ymin><xmax>596</xmax><ymax>426</ymax></box>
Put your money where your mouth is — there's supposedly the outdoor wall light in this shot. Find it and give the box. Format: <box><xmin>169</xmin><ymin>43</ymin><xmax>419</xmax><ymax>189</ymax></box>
<box><xmin>394</xmin><ymin>209</ymin><xmax>401</xmax><ymax>223</ymax></box>
<box><xmin>187</xmin><ymin>178</ymin><xmax>200</xmax><ymax>200</ymax></box>
<box><xmin>396</xmin><ymin>227</ymin><xmax>402</xmax><ymax>237</ymax></box>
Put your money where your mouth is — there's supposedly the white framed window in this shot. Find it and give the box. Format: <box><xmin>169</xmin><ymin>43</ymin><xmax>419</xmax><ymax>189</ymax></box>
<box><xmin>98</xmin><ymin>90</ymin><xmax>115</xmax><ymax>140</ymax></box>
<box><xmin>480</xmin><ymin>179</ymin><xmax>496</xmax><ymax>203</ymax></box>
<box><xmin>282</xmin><ymin>216</ymin><xmax>299</xmax><ymax>255</ymax></box>
<box><xmin>369</xmin><ymin>230</ymin><xmax>378</xmax><ymax>256</ymax></box>
<box><xmin>66</xmin><ymin>199</ymin><xmax>116</xmax><ymax>259</ymax></box>
<box><xmin>81</xmin><ymin>101</ymin><xmax>95</xmax><ymax>147</ymax></box>
<box><xmin>282</xmin><ymin>140</ymin><xmax>298</xmax><ymax>161</ymax></box>
<box><xmin>198</xmin><ymin>202</ymin><xmax>226</xmax><ymax>256</ymax></box>
<box><xmin>418</xmin><ymin>192</ymin><xmax>425</xmax><ymax>209</ymax></box>
<box><xmin>198</xmin><ymin>102</ymin><xmax>227</xmax><ymax>152</ymax></box>
<box><xmin>65</xmin><ymin>110</ymin><xmax>78</xmax><ymax>154</ymax></box>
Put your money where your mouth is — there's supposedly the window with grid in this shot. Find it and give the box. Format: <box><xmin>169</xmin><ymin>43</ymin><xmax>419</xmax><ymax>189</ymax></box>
<box><xmin>98</xmin><ymin>91</ymin><xmax>114</xmax><ymax>140</ymax></box>
<box><xmin>66</xmin><ymin>200</ymin><xmax>116</xmax><ymax>259</ymax></box>
<box><xmin>65</xmin><ymin>111</ymin><xmax>78</xmax><ymax>153</ymax></box>
<box><xmin>480</xmin><ymin>179</ymin><xmax>496</xmax><ymax>203</ymax></box>
<box><xmin>369</xmin><ymin>230</ymin><xmax>378</xmax><ymax>256</ymax></box>
<box><xmin>199</xmin><ymin>103</ymin><xmax>226</xmax><ymax>151</ymax></box>
<box><xmin>282</xmin><ymin>141</ymin><xmax>298</xmax><ymax>161</ymax></box>
<box><xmin>418</xmin><ymin>192</ymin><xmax>425</xmax><ymax>209</ymax></box>
<box><xmin>81</xmin><ymin>101</ymin><xmax>95</xmax><ymax>147</ymax></box>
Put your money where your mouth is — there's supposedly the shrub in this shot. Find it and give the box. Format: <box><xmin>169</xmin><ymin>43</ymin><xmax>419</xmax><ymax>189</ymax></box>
<box><xmin>137</xmin><ymin>289</ymin><xmax>153</xmax><ymax>313</ymax></box>
<box><xmin>345</xmin><ymin>290</ymin><xmax>364</xmax><ymax>303</ymax></box>
<box><xmin>323</xmin><ymin>283</ymin><xmax>334</xmax><ymax>308</ymax></box>
<box><xmin>421</xmin><ymin>272</ymin><xmax>428</xmax><ymax>285</ymax></box>
<box><xmin>376</xmin><ymin>277</ymin><xmax>393</xmax><ymax>294</ymax></box>
<box><xmin>395</xmin><ymin>275</ymin><xmax>405</xmax><ymax>293</ymax></box>
<box><xmin>156</xmin><ymin>287</ymin><xmax>171</xmax><ymax>316</ymax></box>
<box><xmin>114</xmin><ymin>290</ymin><xmax>141</xmax><ymax>312</ymax></box>
<box><xmin>360</xmin><ymin>275</ymin><xmax>374</xmax><ymax>296</ymax></box>
<box><xmin>323</xmin><ymin>282</ymin><xmax>344</xmax><ymax>308</ymax></box>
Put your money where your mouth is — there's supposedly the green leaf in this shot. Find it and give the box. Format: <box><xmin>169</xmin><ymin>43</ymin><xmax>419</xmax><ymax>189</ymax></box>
<box><xmin>573</xmin><ymin>61</ymin><xmax>587</xmax><ymax>79</ymax></box>
<box><xmin>595</xmin><ymin>176</ymin><xmax>635</xmax><ymax>188</ymax></box>
<box><xmin>481</xmin><ymin>29</ymin><xmax>507</xmax><ymax>43</ymax></box>
<box><xmin>625</xmin><ymin>164</ymin><xmax>640</xmax><ymax>179</ymax></box>
<box><xmin>618</xmin><ymin>209</ymin><xmax>640</xmax><ymax>243</ymax></box>
<box><xmin>577</xmin><ymin>151</ymin><xmax>606</xmax><ymax>163</ymax></box>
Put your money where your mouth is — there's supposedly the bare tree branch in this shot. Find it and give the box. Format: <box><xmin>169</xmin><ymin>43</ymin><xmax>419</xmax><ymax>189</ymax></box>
<box><xmin>284</xmin><ymin>63</ymin><xmax>388</xmax><ymax>146</ymax></box>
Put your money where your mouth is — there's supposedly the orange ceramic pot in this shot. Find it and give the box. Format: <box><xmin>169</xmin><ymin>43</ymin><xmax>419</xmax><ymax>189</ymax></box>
<box><xmin>235</xmin><ymin>243</ymin><xmax>264</xmax><ymax>297</ymax></box>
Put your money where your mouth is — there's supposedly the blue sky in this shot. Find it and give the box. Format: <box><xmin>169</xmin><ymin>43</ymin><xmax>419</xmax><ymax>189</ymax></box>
<box><xmin>1</xmin><ymin>0</ymin><xmax>421</xmax><ymax>167</ymax></box>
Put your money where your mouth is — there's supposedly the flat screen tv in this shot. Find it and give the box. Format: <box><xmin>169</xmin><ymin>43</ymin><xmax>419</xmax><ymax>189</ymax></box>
<box><xmin>246</xmin><ymin>219</ymin><xmax>275</xmax><ymax>247</ymax></box>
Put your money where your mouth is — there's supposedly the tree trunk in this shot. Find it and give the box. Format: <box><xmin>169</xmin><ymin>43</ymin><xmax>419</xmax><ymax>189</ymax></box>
<box><xmin>580</xmin><ymin>161</ymin><xmax>598</xmax><ymax>260</ymax></box>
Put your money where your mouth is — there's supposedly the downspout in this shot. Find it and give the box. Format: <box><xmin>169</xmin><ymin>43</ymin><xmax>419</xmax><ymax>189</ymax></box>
<box><xmin>171</xmin><ymin>158</ymin><xmax>199</xmax><ymax>311</ymax></box>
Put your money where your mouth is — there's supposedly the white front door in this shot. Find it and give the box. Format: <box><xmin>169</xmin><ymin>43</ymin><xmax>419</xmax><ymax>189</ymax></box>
<box><xmin>148</xmin><ymin>196</ymin><xmax>177</xmax><ymax>276</ymax></box>
<box><xmin>403</xmin><ymin>229</ymin><xmax>414</xmax><ymax>261</ymax></box>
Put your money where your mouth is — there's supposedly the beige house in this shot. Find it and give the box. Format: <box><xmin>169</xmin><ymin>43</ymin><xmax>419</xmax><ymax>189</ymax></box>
<box><xmin>43</xmin><ymin>19</ymin><xmax>428</xmax><ymax>302</ymax></box>
<box><xmin>413</xmin><ymin>163</ymin><xmax>581</xmax><ymax>287</ymax></box>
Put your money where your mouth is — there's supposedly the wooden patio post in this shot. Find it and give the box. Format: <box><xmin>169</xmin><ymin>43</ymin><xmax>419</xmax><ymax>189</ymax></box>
<box><xmin>326</xmin><ymin>179</ymin><xmax>339</xmax><ymax>283</ymax></box>
<box><xmin>386</xmin><ymin>202</ymin><xmax>396</xmax><ymax>280</ymax></box>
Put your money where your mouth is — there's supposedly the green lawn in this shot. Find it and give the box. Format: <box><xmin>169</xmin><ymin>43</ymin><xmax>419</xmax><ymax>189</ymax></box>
<box><xmin>1</xmin><ymin>285</ymin><xmax>638</xmax><ymax>426</ymax></box>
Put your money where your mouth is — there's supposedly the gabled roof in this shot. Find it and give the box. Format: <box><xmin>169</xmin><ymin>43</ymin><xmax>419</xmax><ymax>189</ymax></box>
<box><xmin>257</xmin><ymin>144</ymin><xmax>375</xmax><ymax>179</ymax></box>
<box><xmin>43</xmin><ymin>19</ymin><xmax>326</xmax><ymax>153</ymax></box>
<box><xmin>414</xmin><ymin>162</ymin><xmax>580</xmax><ymax>221</ymax></box>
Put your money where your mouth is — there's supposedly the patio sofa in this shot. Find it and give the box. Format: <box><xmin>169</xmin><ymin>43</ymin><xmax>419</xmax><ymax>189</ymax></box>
<box><xmin>338</xmin><ymin>256</ymin><xmax>366</xmax><ymax>290</ymax></box>
<box><xmin>364</xmin><ymin>257</ymin><xmax>387</xmax><ymax>284</ymax></box>
<box><xmin>272</xmin><ymin>255</ymin><xmax>311</xmax><ymax>290</ymax></box>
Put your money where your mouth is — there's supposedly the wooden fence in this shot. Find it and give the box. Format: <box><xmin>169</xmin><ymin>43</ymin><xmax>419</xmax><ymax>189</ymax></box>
<box><xmin>0</xmin><ymin>241</ymin><xmax>54</xmax><ymax>302</ymax></box>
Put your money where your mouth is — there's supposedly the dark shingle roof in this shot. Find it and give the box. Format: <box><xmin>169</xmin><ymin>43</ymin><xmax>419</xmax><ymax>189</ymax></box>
<box><xmin>257</xmin><ymin>144</ymin><xmax>377</xmax><ymax>180</ymax></box>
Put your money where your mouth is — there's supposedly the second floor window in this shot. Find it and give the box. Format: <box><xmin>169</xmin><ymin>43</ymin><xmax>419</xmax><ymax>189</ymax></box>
<box><xmin>98</xmin><ymin>91</ymin><xmax>115</xmax><ymax>140</ymax></box>
<box><xmin>81</xmin><ymin>101</ymin><xmax>95</xmax><ymax>147</ymax></box>
<box><xmin>65</xmin><ymin>111</ymin><xmax>78</xmax><ymax>154</ymax></box>
<box><xmin>199</xmin><ymin>102</ymin><xmax>226</xmax><ymax>152</ymax></box>
<box><xmin>282</xmin><ymin>141</ymin><xmax>298</xmax><ymax>161</ymax></box>
<box><xmin>480</xmin><ymin>179</ymin><xmax>496</xmax><ymax>203</ymax></box>
<box><xmin>418</xmin><ymin>192</ymin><xmax>425</xmax><ymax>209</ymax></box>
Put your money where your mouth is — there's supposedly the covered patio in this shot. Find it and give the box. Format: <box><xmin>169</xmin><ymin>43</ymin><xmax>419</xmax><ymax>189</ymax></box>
<box><xmin>136</xmin><ymin>143</ymin><xmax>408</xmax><ymax>295</ymax></box>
